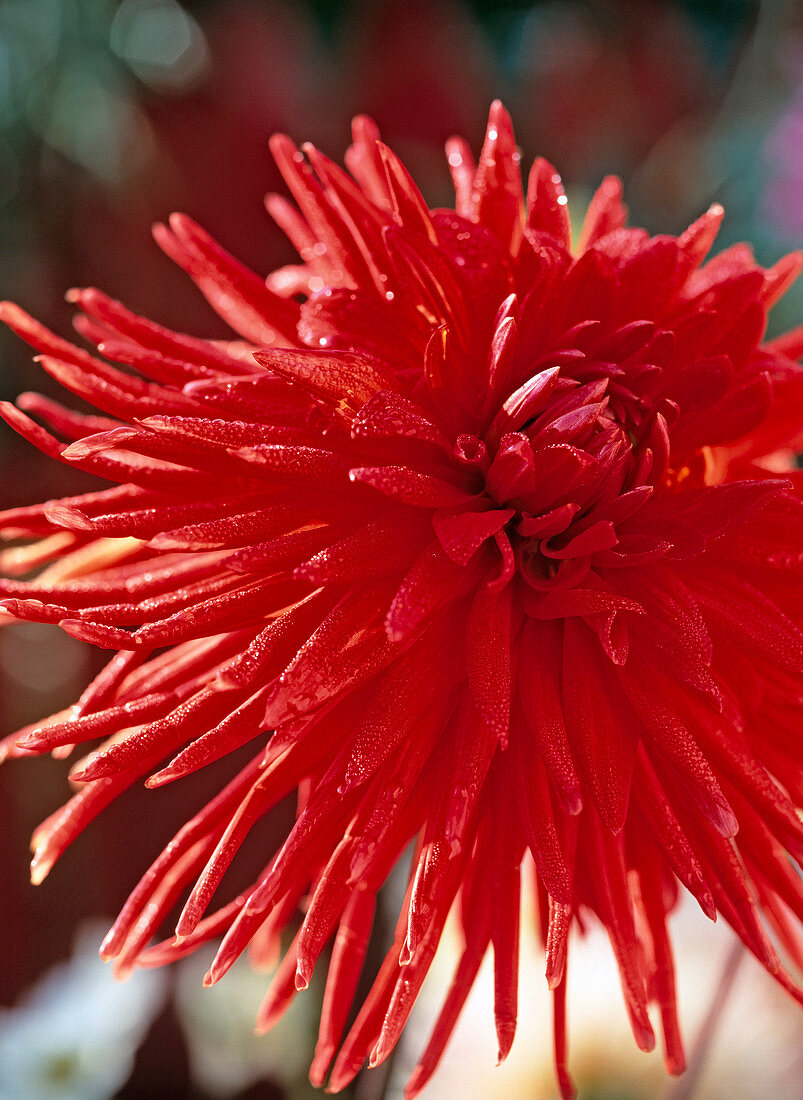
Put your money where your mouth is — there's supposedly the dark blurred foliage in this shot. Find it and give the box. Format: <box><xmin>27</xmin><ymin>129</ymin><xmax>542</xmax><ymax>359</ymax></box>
<box><xmin>0</xmin><ymin>1</ymin><xmax>800</xmax><ymax>1097</ymax></box>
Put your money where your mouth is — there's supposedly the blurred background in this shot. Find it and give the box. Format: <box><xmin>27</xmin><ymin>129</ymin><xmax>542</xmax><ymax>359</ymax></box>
<box><xmin>0</xmin><ymin>1</ymin><xmax>801</xmax><ymax>1097</ymax></box>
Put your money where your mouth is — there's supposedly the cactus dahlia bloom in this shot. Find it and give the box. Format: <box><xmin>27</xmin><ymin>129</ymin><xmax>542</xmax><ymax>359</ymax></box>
<box><xmin>1</xmin><ymin>102</ymin><xmax>802</xmax><ymax>1096</ymax></box>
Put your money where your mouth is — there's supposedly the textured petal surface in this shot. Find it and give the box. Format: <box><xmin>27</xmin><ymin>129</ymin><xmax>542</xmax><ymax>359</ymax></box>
<box><xmin>1</xmin><ymin>104</ymin><xmax>801</xmax><ymax>1098</ymax></box>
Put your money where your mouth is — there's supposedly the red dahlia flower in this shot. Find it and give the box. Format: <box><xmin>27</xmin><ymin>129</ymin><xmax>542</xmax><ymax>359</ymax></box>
<box><xmin>1</xmin><ymin>102</ymin><xmax>802</xmax><ymax>1097</ymax></box>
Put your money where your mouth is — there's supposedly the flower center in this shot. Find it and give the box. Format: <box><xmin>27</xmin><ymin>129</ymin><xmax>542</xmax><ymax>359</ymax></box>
<box><xmin>442</xmin><ymin>370</ymin><xmax>660</xmax><ymax>590</ymax></box>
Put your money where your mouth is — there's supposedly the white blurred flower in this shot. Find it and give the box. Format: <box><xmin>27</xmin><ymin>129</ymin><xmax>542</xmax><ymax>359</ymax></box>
<box><xmin>175</xmin><ymin>946</ymin><xmax>315</xmax><ymax>1098</ymax></box>
<box><xmin>0</xmin><ymin>922</ymin><xmax>167</xmax><ymax>1100</ymax></box>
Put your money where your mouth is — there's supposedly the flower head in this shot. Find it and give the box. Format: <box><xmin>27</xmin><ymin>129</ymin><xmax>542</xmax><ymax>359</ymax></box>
<box><xmin>0</xmin><ymin>923</ymin><xmax>165</xmax><ymax>1100</ymax></box>
<box><xmin>1</xmin><ymin>101</ymin><xmax>802</xmax><ymax>1097</ymax></box>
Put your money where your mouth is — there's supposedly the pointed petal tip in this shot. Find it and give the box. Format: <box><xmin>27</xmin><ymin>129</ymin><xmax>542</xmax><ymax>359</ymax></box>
<box><xmin>144</xmin><ymin>767</ymin><xmax>176</xmax><ymax>789</ymax></box>
<box><xmin>710</xmin><ymin>800</ymin><xmax>739</xmax><ymax>839</ymax></box>
<box><xmin>61</xmin><ymin>618</ymin><xmax>137</xmax><ymax>649</ymax></box>
<box><xmin>404</xmin><ymin>1067</ymin><xmax>427</xmax><ymax>1100</ymax></box>
<box><xmin>325</xmin><ymin>1063</ymin><xmax>359</xmax><ymax>1094</ymax></box>
<box><xmin>43</xmin><ymin>502</ymin><xmax>93</xmax><ymax>530</ymax></box>
<box><xmin>64</xmin><ymin>286</ymin><xmax>89</xmax><ymax>304</ymax></box>
<box><xmin>0</xmin><ymin>303</ymin><xmax>44</xmax><ymax>340</ymax></box>
<box><xmin>30</xmin><ymin>850</ymin><xmax>54</xmax><ymax>886</ymax></box>
<box><xmin>531</xmin><ymin>154</ymin><xmax>560</xmax><ymax>176</ymax></box>
<box><xmin>666</xmin><ymin>1052</ymin><xmax>687</xmax><ymax>1076</ymax></box>
<box><xmin>384</xmin><ymin>620</ymin><xmax>407</xmax><ymax>645</ymax></box>
<box><xmin>488</xmin><ymin>98</ymin><xmax>512</xmax><ymax>130</ymax></box>
<box><xmin>168</xmin><ymin>211</ymin><xmax>194</xmax><ymax>236</ymax></box>
<box><xmin>308</xmin><ymin>1056</ymin><xmax>330</xmax><ymax>1090</ymax></box>
<box><xmin>495</xmin><ymin>1017</ymin><xmax>517</xmax><ymax>1064</ymax></box>
<box><xmin>107</xmin><ymin>956</ymin><xmax>133</xmax><ymax>981</ymax></box>
<box><xmin>268</xmin><ymin>131</ymin><xmax>292</xmax><ymax>149</ymax></box>
<box><xmin>98</xmin><ymin>935</ymin><xmax>117</xmax><ymax>962</ymax></box>
<box><xmin>558</xmin><ymin>1071</ymin><xmax>576</xmax><ymax>1100</ymax></box>
<box><xmin>633</xmin><ymin>1019</ymin><xmax>657</xmax><ymax>1053</ymax></box>
<box><xmin>698</xmin><ymin>890</ymin><xmax>718</xmax><ymax>922</ymax></box>
<box><xmin>562</xmin><ymin>789</ymin><xmax>583</xmax><ymax>816</ymax></box>
<box><xmin>351</xmin><ymin>113</ymin><xmax>381</xmax><ymax>144</ymax></box>
<box><xmin>269</xmin><ymin>132</ymin><xmax>300</xmax><ymax>165</ymax></box>
<box><xmin>174</xmin><ymin>911</ymin><xmax>197</xmax><ymax>941</ymax></box>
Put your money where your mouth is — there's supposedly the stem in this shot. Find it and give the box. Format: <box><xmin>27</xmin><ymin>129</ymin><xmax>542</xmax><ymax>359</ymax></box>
<box><xmin>663</xmin><ymin>937</ymin><xmax>744</xmax><ymax>1100</ymax></box>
